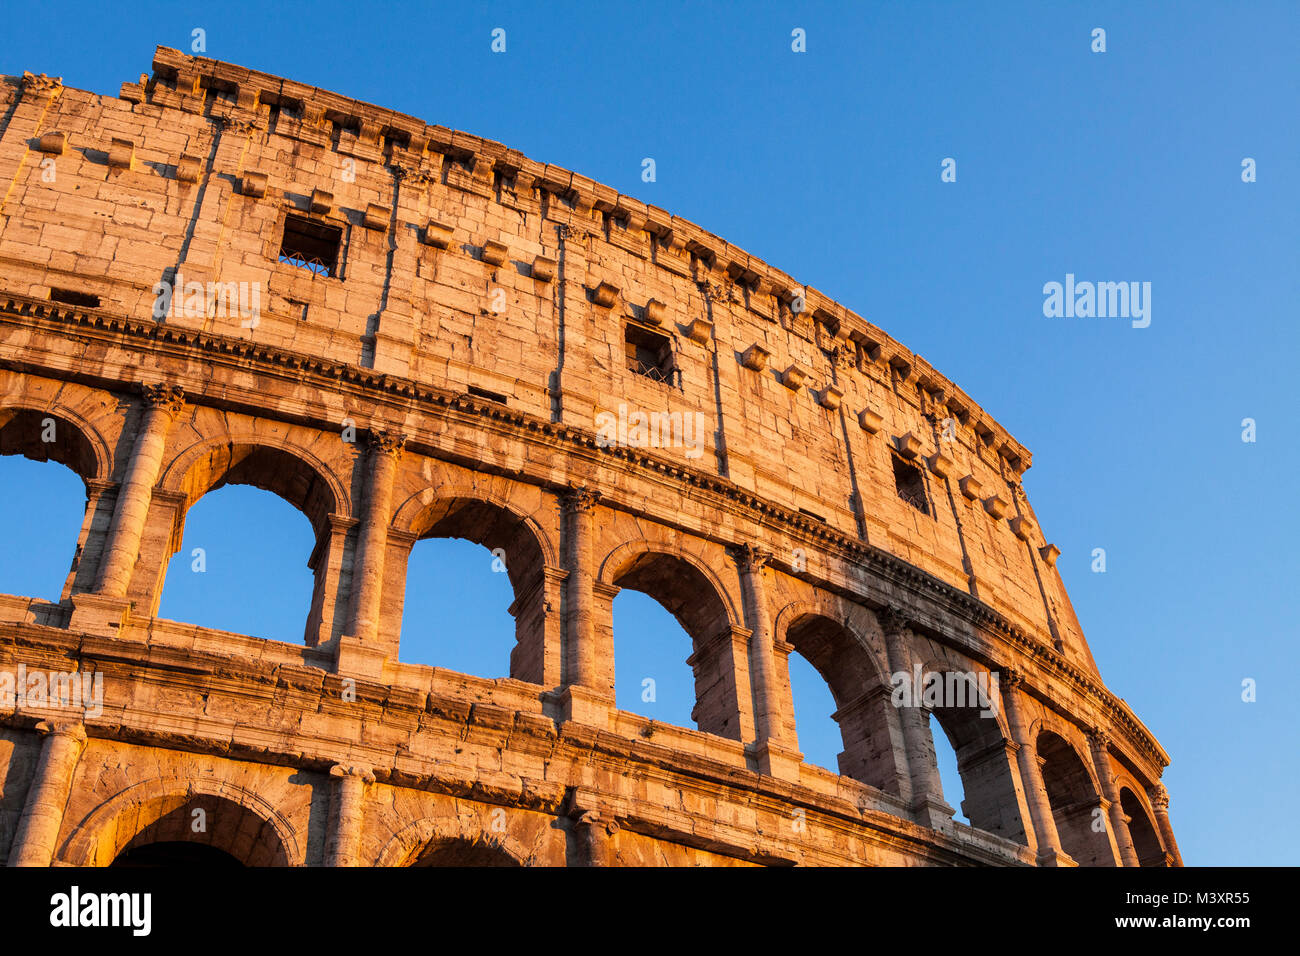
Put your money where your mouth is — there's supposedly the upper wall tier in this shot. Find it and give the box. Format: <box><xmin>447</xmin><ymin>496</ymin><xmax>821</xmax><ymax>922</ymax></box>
<box><xmin>0</xmin><ymin>49</ymin><xmax>1097</xmax><ymax>666</ymax></box>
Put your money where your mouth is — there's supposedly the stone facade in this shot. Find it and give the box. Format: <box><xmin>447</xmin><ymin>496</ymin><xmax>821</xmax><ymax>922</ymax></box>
<box><xmin>0</xmin><ymin>49</ymin><xmax>1180</xmax><ymax>866</ymax></box>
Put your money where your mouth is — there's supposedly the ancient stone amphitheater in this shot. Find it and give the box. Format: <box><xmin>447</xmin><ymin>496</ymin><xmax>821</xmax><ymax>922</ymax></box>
<box><xmin>0</xmin><ymin>48</ymin><xmax>1180</xmax><ymax>867</ymax></box>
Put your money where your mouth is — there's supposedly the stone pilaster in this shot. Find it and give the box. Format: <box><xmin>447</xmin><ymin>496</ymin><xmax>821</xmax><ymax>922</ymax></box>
<box><xmin>339</xmin><ymin>430</ymin><xmax>404</xmax><ymax>674</ymax></box>
<box><xmin>562</xmin><ymin>486</ymin><xmax>600</xmax><ymax>687</ymax></box>
<box><xmin>558</xmin><ymin>487</ymin><xmax>610</xmax><ymax>726</ymax></box>
<box><xmin>306</xmin><ymin>513</ymin><xmax>358</xmax><ymax>647</ymax></box>
<box><xmin>8</xmin><ymin>721</ymin><xmax>86</xmax><ymax>867</ymax></box>
<box><xmin>735</xmin><ymin>546</ymin><xmax>801</xmax><ymax>778</ymax></box>
<box><xmin>61</xmin><ymin>478</ymin><xmax>116</xmax><ymax>600</ymax></box>
<box><xmin>574</xmin><ymin>809</ymin><xmax>619</xmax><ymax>867</ymax></box>
<box><xmin>95</xmin><ymin>383</ymin><xmax>185</xmax><ymax>600</ymax></box>
<box><xmin>325</xmin><ymin>764</ymin><xmax>374</xmax><ymax>867</ymax></box>
<box><xmin>1147</xmin><ymin>783</ymin><xmax>1184</xmax><ymax>867</ymax></box>
<box><xmin>880</xmin><ymin>606</ymin><xmax>952</xmax><ymax>828</ymax></box>
<box><xmin>1000</xmin><ymin>668</ymin><xmax>1071</xmax><ymax>866</ymax></box>
<box><xmin>684</xmin><ymin>623</ymin><xmax>754</xmax><ymax>742</ymax></box>
<box><xmin>1088</xmin><ymin>729</ymin><xmax>1139</xmax><ymax>866</ymax></box>
<box><xmin>506</xmin><ymin>564</ymin><xmax>566</xmax><ymax>687</ymax></box>
<box><xmin>736</xmin><ymin>545</ymin><xmax>780</xmax><ymax>741</ymax></box>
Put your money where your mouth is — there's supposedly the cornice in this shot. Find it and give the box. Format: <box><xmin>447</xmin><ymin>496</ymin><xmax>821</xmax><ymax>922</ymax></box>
<box><xmin>0</xmin><ymin>295</ymin><xmax>1165</xmax><ymax>771</ymax></box>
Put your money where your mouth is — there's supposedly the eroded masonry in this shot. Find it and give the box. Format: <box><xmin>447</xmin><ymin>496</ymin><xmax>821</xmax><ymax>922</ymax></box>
<box><xmin>0</xmin><ymin>48</ymin><xmax>1181</xmax><ymax>866</ymax></box>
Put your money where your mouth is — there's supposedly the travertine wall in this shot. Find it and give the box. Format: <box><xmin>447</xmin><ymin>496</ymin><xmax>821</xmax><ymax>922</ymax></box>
<box><xmin>0</xmin><ymin>50</ymin><xmax>1180</xmax><ymax>867</ymax></box>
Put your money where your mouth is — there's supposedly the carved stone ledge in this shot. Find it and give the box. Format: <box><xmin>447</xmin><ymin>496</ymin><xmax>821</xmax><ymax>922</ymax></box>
<box><xmin>643</xmin><ymin>298</ymin><xmax>667</xmax><ymax>326</ymax></box>
<box><xmin>239</xmin><ymin>170</ymin><xmax>268</xmax><ymax>198</ymax></box>
<box><xmin>1009</xmin><ymin>515</ymin><xmax>1035</xmax><ymax>541</ymax></box>
<box><xmin>817</xmin><ymin>385</ymin><xmax>843</xmax><ymax>410</ymax></box>
<box><xmin>310</xmin><ymin>188</ymin><xmax>333</xmax><ymax>214</ymax></box>
<box><xmin>363</xmin><ymin>203</ymin><xmax>390</xmax><ymax>230</ymax></box>
<box><xmin>894</xmin><ymin>432</ymin><xmax>922</xmax><ymax>460</ymax></box>
<box><xmin>423</xmin><ymin>219</ymin><xmax>454</xmax><ymax>248</ymax></box>
<box><xmin>741</xmin><ymin>344</ymin><xmax>770</xmax><ymax>371</ymax></box>
<box><xmin>591</xmin><ymin>281</ymin><xmax>619</xmax><ymax>309</ymax></box>
<box><xmin>857</xmin><ymin>409</ymin><xmax>883</xmax><ymax>433</ymax></box>
<box><xmin>779</xmin><ymin>363</ymin><xmax>808</xmax><ymax>390</ymax></box>
<box><xmin>684</xmin><ymin>317</ymin><xmax>713</xmax><ymax>344</ymax></box>
<box><xmin>35</xmin><ymin>132</ymin><xmax>65</xmax><ymax>155</ymax></box>
<box><xmin>983</xmin><ymin>495</ymin><xmax>1009</xmax><ymax>519</ymax></box>
<box><xmin>531</xmin><ymin>255</ymin><xmax>556</xmax><ymax>282</ymax></box>
<box><xmin>107</xmin><ymin>138</ymin><xmax>134</xmax><ymax>170</ymax></box>
<box><xmin>175</xmin><ymin>154</ymin><xmax>202</xmax><ymax>183</ymax></box>
<box><xmin>926</xmin><ymin>452</ymin><xmax>954</xmax><ymax>479</ymax></box>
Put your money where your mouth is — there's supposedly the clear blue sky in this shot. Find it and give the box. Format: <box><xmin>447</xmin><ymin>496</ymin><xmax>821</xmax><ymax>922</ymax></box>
<box><xmin>1</xmin><ymin>1</ymin><xmax>1295</xmax><ymax>866</ymax></box>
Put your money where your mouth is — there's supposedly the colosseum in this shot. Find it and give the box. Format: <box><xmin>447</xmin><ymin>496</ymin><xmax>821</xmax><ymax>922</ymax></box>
<box><xmin>0</xmin><ymin>47</ymin><xmax>1181</xmax><ymax>867</ymax></box>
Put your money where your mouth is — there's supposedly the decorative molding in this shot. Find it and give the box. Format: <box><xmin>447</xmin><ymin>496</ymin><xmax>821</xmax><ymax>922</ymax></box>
<box><xmin>562</xmin><ymin>486</ymin><xmax>601</xmax><ymax>514</ymax></box>
<box><xmin>0</xmin><ymin>292</ymin><xmax>1163</xmax><ymax>770</ymax></box>
<box><xmin>140</xmin><ymin>382</ymin><xmax>185</xmax><ymax>416</ymax></box>
<box><xmin>741</xmin><ymin>344</ymin><xmax>770</xmax><ymax>371</ymax></box>
<box><xmin>367</xmin><ymin>429</ymin><xmax>407</xmax><ymax>458</ymax></box>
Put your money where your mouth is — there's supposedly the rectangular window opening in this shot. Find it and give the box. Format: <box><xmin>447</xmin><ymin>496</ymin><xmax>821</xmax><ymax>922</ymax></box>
<box><xmin>49</xmin><ymin>288</ymin><xmax>100</xmax><ymax>308</ymax></box>
<box><xmin>892</xmin><ymin>453</ymin><xmax>930</xmax><ymax>516</ymax></box>
<box><xmin>625</xmin><ymin>322</ymin><xmax>675</xmax><ymax>384</ymax></box>
<box><xmin>468</xmin><ymin>385</ymin><xmax>508</xmax><ymax>405</ymax></box>
<box><xmin>278</xmin><ymin>214</ymin><xmax>341</xmax><ymax>278</ymax></box>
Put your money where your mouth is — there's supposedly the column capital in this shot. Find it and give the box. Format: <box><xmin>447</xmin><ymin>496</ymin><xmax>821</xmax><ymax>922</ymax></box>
<box><xmin>140</xmin><ymin>382</ymin><xmax>185</xmax><ymax>416</ymax></box>
<box><xmin>1087</xmin><ymin>727</ymin><xmax>1110</xmax><ymax>751</ymax></box>
<box><xmin>34</xmin><ymin>720</ymin><xmax>87</xmax><ymax>744</ymax></box>
<box><xmin>1001</xmin><ymin>666</ymin><xmax>1024</xmax><ymax>690</ymax></box>
<box><xmin>367</xmin><ymin>429</ymin><xmax>407</xmax><ymax>459</ymax></box>
<box><xmin>562</xmin><ymin>485</ymin><xmax>601</xmax><ymax>514</ymax></box>
<box><xmin>879</xmin><ymin>604</ymin><xmax>910</xmax><ymax>638</ymax></box>
<box><xmin>1147</xmin><ymin>782</ymin><xmax>1170</xmax><ymax>811</ymax></box>
<box><xmin>330</xmin><ymin>763</ymin><xmax>376</xmax><ymax>784</ymax></box>
<box><xmin>574</xmin><ymin>809</ymin><xmax>620</xmax><ymax>836</ymax></box>
<box><xmin>733</xmin><ymin>544</ymin><xmax>772</xmax><ymax>573</ymax></box>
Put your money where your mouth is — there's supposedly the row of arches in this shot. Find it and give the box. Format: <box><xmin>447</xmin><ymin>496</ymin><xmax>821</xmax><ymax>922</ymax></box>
<box><xmin>0</xmin><ymin>394</ymin><xmax>1172</xmax><ymax>865</ymax></box>
<box><xmin>60</xmin><ymin>750</ymin><xmax>1165</xmax><ymax>868</ymax></box>
<box><xmin>64</xmin><ymin>774</ymin><xmax>528</xmax><ymax>867</ymax></box>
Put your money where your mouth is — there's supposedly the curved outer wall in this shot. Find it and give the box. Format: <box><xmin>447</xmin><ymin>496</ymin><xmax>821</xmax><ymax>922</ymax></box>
<box><xmin>0</xmin><ymin>49</ymin><xmax>1180</xmax><ymax>867</ymax></box>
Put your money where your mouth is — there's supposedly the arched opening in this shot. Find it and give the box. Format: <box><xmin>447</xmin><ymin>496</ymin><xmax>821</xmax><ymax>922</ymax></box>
<box><xmin>782</xmin><ymin>613</ymin><xmax>901</xmax><ymax>791</ymax></box>
<box><xmin>111</xmin><ymin>842</ymin><xmax>244</xmax><ymax>867</ymax></box>
<box><xmin>924</xmin><ymin>671</ymin><xmax>1026</xmax><ymax>841</ymax></box>
<box><xmin>0</xmin><ymin>409</ymin><xmax>101</xmax><ymax>603</ymax></box>
<box><xmin>399</xmin><ymin>497</ymin><xmax>549</xmax><ymax>682</ymax></box>
<box><xmin>0</xmin><ymin>456</ymin><xmax>85</xmax><ymax>602</ymax></box>
<box><xmin>161</xmin><ymin>443</ymin><xmax>339</xmax><ymax>644</ymax></box>
<box><xmin>605</xmin><ymin>550</ymin><xmax>739</xmax><ymax>739</ymax></box>
<box><xmin>786</xmin><ymin>649</ymin><xmax>842</xmax><ymax>774</ymax></box>
<box><xmin>400</xmin><ymin>537</ymin><xmax>516</xmax><ymax>676</ymax></box>
<box><xmin>0</xmin><ymin>408</ymin><xmax>100</xmax><ymax>478</ymax></box>
<box><xmin>1121</xmin><ymin>786</ymin><xmax>1168</xmax><ymax>867</ymax></box>
<box><xmin>612</xmin><ymin>588</ymin><xmax>696</xmax><ymax>728</ymax></box>
<box><xmin>103</xmin><ymin>794</ymin><xmax>290</xmax><ymax>867</ymax></box>
<box><xmin>1038</xmin><ymin>730</ymin><xmax>1112</xmax><ymax>866</ymax></box>
<box><xmin>407</xmin><ymin>837</ymin><xmax>519</xmax><ymax>867</ymax></box>
<box><xmin>929</xmin><ymin>714</ymin><xmax>969</xmax><ymax>825</ymax></box>
<box><xmin>158</xmin><ymin>485</ymin><xmax>315</xmax><ymax>644</ymax></box>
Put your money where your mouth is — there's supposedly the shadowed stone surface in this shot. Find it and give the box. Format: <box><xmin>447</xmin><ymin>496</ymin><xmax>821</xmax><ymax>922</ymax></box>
<box><xmin>0</xmin><ymin>50</ymin><xmax>1179</xmax><ymax>867</ymax></box>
